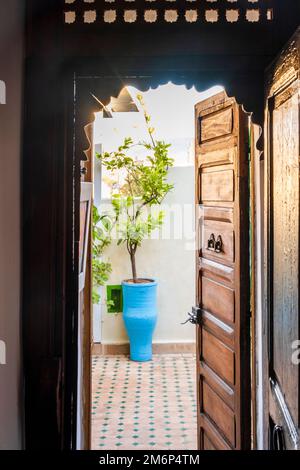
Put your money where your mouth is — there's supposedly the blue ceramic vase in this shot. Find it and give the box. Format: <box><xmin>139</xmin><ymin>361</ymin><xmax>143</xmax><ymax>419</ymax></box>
<box><xmin>122</xmin><ymin>280</ymin><xmax>158</xmax><ymax>361</ymax></box>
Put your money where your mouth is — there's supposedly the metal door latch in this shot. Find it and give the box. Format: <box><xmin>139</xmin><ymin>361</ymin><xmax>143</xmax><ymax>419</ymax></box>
<box><xmin>207</xmin><ymin>233</ymin><xmax>223</xmax><ymax>253</ymax></box>
<box><xmin>207</xmin><ymin>233</ymin><xmax>215</xmax><ymax>251</ymax></box>
<box><xmin>182</xmin><ymin>307</ymin><xmax>201</xmax><ymax>325</ymax></box>
<box><xmin>215</xmin><ymin>235</ymin><xmax>223</xmax><ymax>253</ymax></box>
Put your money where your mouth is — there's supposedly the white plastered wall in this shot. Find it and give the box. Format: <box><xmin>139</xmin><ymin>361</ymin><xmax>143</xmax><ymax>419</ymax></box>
<box><xmin>97</xmin><ymin>166</ymin><xmax>196</xmax><ymax>345</ymax></box>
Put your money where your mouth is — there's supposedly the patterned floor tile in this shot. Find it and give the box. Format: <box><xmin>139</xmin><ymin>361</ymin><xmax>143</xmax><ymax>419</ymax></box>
<box><xmin>91</xmin><ymin>354</ymin><xmax>197</xmax><ymax>450</ymax></box>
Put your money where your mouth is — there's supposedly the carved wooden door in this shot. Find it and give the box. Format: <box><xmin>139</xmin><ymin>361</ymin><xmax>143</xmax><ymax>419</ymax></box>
<box><xmin>265</xmin><ymin>28</ymin><xmax>300</xmax><ymax>450</ymax></box>
<box><xmin>194</xmin><ymin>91</ymin><xmax>251</xmax><ymax>450</ymax></box>
<box><xmin>77</xmin><ymin>181</ymin><xmax>93</xmax><ymax>449</ymax></box>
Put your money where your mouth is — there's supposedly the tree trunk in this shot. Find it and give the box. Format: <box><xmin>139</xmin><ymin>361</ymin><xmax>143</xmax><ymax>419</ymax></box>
<box><xmin>130</xmin><ymin>248</ymin><xmax>137</xmax><ymax>282</ymax></box>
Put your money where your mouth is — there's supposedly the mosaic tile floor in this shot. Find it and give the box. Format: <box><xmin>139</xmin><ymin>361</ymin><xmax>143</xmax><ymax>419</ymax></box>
<box><xmin>91</xmin><ymin>354</ymin><xmax>197</xmax><ymax>450</ymax></box>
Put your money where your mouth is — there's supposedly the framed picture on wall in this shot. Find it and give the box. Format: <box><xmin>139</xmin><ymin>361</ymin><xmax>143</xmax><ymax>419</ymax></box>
<box><xmin>79</xmin><ymin>182</ymin><xmax>93</xmax><ymax>292</ymax></box>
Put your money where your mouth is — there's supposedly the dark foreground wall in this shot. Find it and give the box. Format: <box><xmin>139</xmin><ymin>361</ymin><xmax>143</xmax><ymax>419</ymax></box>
<box><xmin>0</xmin><ymin>0</ymin><xmax>23</xmax><ymax>450</ymax></box>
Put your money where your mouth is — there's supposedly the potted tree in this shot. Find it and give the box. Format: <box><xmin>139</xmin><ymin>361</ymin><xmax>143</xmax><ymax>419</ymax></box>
<box><xmin>97</xmin><ymin>94</ymin><xmax>174</xmax><ymax>361</ymax></box>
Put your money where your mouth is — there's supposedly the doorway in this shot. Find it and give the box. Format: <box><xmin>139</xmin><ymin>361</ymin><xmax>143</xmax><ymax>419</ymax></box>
<box><xmin>59</xmin><ymin>77</ymin><xmax>253</xmax><ymax>449</ymax></box>
<box><xmin>83</xmin><ymin>83</ymin><xmax>256</xmax><ymax>450</ymax></box>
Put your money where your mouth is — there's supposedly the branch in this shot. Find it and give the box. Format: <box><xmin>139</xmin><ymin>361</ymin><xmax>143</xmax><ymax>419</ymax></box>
<box><xmin>135</xmin><ymin>194</ymin><xmax>157</xmax><ymax>219</ymax></box>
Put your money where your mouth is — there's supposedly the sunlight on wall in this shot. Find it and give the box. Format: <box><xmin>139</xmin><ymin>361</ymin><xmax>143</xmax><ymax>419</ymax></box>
<box><xmin>94</xmin><ymin>83</ymin><xmax>223</xmax><ymax>199</ymax></box>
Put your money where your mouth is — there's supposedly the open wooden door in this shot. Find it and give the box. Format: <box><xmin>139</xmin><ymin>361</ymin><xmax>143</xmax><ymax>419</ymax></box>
<box><xmin>194</xmin><ymin>91</ymin><xmax>251</xmax><ymax>450</ymax></box>
<box><xmin>77</xmin><ymin>181</ymin><xmax>93</xmax><ymax>449</ymax></box>
<box><xmin>264</xmin><ymin>28</ymin><xmax>300</xmax><ymax>450</ymax></box>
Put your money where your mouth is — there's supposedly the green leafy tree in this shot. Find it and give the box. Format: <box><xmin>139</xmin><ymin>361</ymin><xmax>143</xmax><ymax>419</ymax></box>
<box><xmin>96</xmin><ymin>94</ymin><xmax>174</xmax><ymax>282</ymax></box>
<box><xmin>92</xmin><ymin>206</ymin><xmax>113</xmax><ymax>304</ymax></box>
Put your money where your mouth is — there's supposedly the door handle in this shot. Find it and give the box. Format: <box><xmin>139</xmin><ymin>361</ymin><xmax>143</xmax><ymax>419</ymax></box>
<box><xmin>182</xmin><ymin>307</ymin><xmax>201</xmax><ymax>325</ymax></box>
<box><xmin>207</xmin><ymin>233</ymin><xmax>223</xmax><ymax>253</ymax></box>
<box><xmin>207</xmin><ymin>233</ymin><xmax>215</xmax><ymax>251</ymax></box>
<box><xmin>215</xmin><ymin>235</ymin><xmax>223</xmax><ymax>253</ymax></box>
<box><xmin>272</xmin><ymin>425</ymin><xmax>286</xmax><ymax>450</ymax></box>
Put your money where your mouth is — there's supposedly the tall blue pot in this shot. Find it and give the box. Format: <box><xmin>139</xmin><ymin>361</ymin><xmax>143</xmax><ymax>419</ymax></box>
<box><xmin>122</xmin><ymin>280</ymin><xmax>158</xmax><ymax>362</ymax></box>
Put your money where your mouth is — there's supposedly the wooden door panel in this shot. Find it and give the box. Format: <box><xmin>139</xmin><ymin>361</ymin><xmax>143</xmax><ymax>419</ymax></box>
<box><xmin>199</xmin><ymin>258</ymin><xmax>234</xmax><ymax>286</ymax></box>
<box><xmin>200</xmin><ymin>206</ymin><xmax>235</xmax><ymax>266</ymax></box>
<box><xmin>195</xmin><ymin>91</ymin><xmax>250</xmax><ymax>450</ymax></box>
<box><xmin>202</xmin><ymin>221</ymin><xmax>234</xmax><ymax>265</ymax></box>
<box><xmin>201</xmin><ymin>310</ymin><xmax>235</xmax><ymax>348</ymax></box>
<box><xmin>200</xmin><ymin>362</ymin><xmax>235</xmax><ymax>410</ymax></box>
<box><xmin>202</xmin><ymin>433</ymin><xmax>216</xmax><ymax>450</ymax></box>
<box><xmin>201</xmin><ymin>329</ymin><xmax>235</xmax><ymax>385</ymax></box>
<box><xmin>201</xmin><ymin>381</ymin><xmax>236</xmax><ymax>447</ymax></box>
<box><xmin>197</xmin><ymin>146</ymin><xmax>235</xmax><ymax>167</ymax></box>
<box><xmin>200</xmin><ymin>168</ymin><xmax>234</xmax><ymax>203</ymax></box>
<box><xmin>200</xmin><ymin>415</ymin><xmax>232</xmax><ymax>450</ymax></box>
<box><xmin>265</xmin><ymin>28</ymin><xmax>300</xmax><ymax>450</ymax></box>
<box><xmin>272</xmin><ymin>89</ymin><xmax>299</xmax><ymax>426</ymax></box>
<box><xmin>202</xmin><ymin>277</ymin><xmax>235</xmax><ymax>324</ymax></box>
<box><xmin>200</xmin><ymin>206</ymin><xmax>233</xmax><ymax>224</ymax></box>
<box><xmin>200</xmin><ymin>107</ymin><xmax>233</xmax><ymax>142</ymax></box>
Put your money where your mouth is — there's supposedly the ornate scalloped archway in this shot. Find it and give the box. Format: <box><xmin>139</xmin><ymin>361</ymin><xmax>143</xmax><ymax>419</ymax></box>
<box><xmin>78</xmin><ymin>75</ymin><xmax>263</xmax><ymax>174</ymax></box>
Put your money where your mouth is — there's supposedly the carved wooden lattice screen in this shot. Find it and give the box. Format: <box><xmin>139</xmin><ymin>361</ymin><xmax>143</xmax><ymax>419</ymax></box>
<box><xmin>64</xmin><ymin>0</ymin><xmax>274</xmax><ymax>25</ymax></box>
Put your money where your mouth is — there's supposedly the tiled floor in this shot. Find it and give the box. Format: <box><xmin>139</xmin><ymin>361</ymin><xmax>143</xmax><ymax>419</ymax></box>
<box><xmin>91</xmin><ymin>354</ymin><xmax>197</xmax><ymax>450</ymax></box>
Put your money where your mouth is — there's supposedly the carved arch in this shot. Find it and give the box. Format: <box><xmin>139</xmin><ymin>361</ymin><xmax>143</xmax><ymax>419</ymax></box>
<box><xmin>75</xmin><ymin>74</ymin><xmax>265</xmax><ymax>169</ymax></box>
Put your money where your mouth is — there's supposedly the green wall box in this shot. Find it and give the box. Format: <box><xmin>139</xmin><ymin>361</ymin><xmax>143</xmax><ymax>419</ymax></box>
<box><xmin>106</xmin><ymin>285</ymin><xmax>123</xmax><ymax>313</ymax></box>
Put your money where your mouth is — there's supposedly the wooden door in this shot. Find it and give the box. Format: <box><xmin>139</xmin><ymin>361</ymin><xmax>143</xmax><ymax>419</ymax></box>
<box><xmin>264</xmin><ymin>28</ymin><xmax>300</xmax><ymax>450</ymax></box>
<box><xmin>195</xmin><ymin>91</ymin><xmax>251</xmax><ymax>450</ymax></box>
<box><xmin>77</xmin><ymin>181</ymin><xmax>93</xmax><ymax>449</ymax></box>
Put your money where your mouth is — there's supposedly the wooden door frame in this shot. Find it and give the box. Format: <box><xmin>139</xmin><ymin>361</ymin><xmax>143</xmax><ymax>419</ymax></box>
<box><xmin>263</xmin><ymin>27</ymin><xmax>300</xmax><ymax>450</ymax></box>
<box><xmin>23</xmin><ymin>61</ymin><xmax>267</xmax><ymax>448</ymax></box>
<box><xmin>250</xmin><ymin>122</ymin><xmax>265</xmax><ymax>449</ymax></box>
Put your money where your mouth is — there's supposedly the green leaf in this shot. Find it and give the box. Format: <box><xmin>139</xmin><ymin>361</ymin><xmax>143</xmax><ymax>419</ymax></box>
<box><xmin>92</xmin><ymin>290</ymin><xmax>100</xmax><ymax>305</ymax></box>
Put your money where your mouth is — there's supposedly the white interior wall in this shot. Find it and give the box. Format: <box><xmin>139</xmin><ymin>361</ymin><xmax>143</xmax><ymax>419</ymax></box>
<box><xmin>0</xmin><ymin>0</ymin><xmax>23</xmax><ymax>450</ymax></box>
